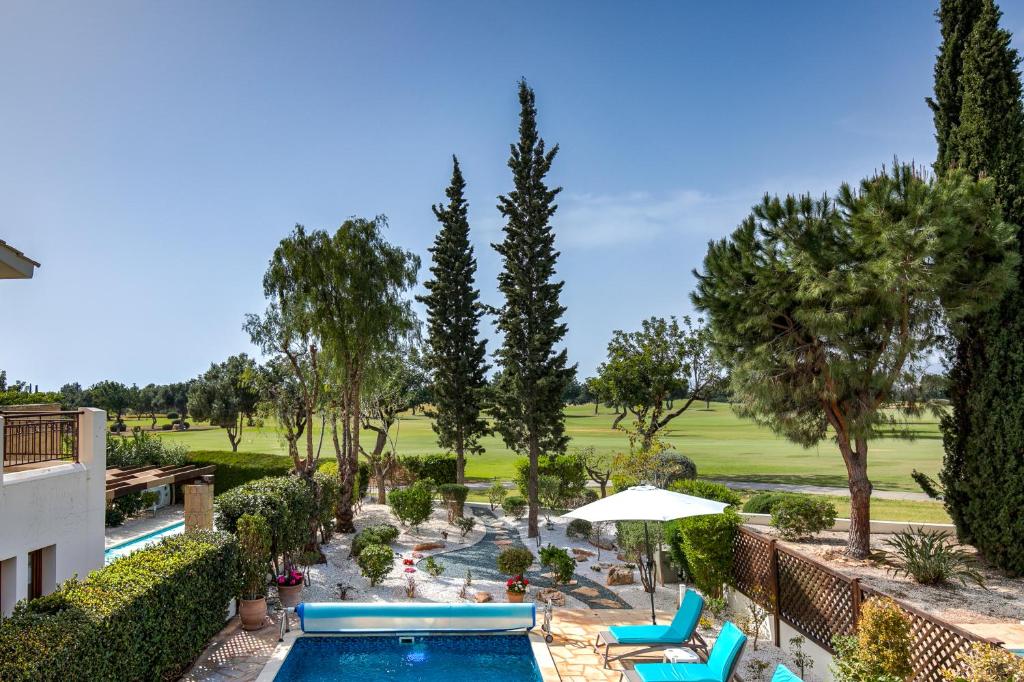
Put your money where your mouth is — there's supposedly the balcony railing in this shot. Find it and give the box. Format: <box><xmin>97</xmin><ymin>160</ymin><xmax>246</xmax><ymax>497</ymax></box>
<box><xmin>1</xmin><ymin>411</ymin><xmax>80</xmax><ymax>468</ymax></box>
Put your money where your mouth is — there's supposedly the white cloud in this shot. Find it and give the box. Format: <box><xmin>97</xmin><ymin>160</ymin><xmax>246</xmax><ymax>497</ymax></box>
<box><xmin>555</xmin><ymin>188</ymin><xmax>748</xmax><ymax>248</ymax></box>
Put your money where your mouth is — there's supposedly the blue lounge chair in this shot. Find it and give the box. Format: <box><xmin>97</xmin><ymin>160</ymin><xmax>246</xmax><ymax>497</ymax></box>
<box><xmin>621</xmin><ymin>621</ymin><xmax>747</xmax><ymax>682</ymax></box>
<box><xmin>594</xmin><ymin>589</ymin><xmax>707</xmax><ymax>668</ymax></box>
<box><xmin>771</xmin><ymin>664</ymin><xmax>802</xmax><ymax>681</ymax></box>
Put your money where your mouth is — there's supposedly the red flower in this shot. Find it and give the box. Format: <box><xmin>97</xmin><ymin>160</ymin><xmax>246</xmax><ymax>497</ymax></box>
<box><xmin>403</xmin><ymin>558</ymin><xmax>414</xmax><ymax>566</ymax></box>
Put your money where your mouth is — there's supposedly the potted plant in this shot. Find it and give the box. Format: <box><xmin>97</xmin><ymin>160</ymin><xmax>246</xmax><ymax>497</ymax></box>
<box><xmin>237</xmin><ymin>513</ymin><xmax>271</xmax><ymax>630</ymax></box>
<box><xmin>276</xmin><ymin>568</ymin><xmax>305</xmax><ymax>608</ymax></box>
<box><xmin>506</xmin><ymin>575</ymin><xmax>529</xmax><ymax>603</ymax></box>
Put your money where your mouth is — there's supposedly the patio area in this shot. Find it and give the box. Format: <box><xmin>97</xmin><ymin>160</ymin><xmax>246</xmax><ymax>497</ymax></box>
<box><xmin>178</xmin><ymin>607</ymin><xmax>679</xmax><ymax>681</ymax></box>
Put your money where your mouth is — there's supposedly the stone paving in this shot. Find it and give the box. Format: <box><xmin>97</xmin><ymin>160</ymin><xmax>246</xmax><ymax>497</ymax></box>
<box><xmin>434</xmin><ymin>507</ymin><xmax>630</xmax><ymax>609</ymax></box>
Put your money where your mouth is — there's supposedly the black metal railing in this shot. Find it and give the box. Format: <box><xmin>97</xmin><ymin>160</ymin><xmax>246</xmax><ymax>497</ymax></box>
<box><xmin>2</xmin><ymin>411</ymin><xmax>80</xmax><ymax>467</ymax></box>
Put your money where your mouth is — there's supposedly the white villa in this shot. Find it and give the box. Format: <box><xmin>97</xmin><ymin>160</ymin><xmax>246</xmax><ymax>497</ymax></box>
<box><xmin>0</xmin><ymin>240</ymin><xmax>106</xmax><ymax>616</ymax></box>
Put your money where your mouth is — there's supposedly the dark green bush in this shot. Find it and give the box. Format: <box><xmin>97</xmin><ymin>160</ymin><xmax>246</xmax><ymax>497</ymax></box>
<box><xmin>160</xmin><ymin>423</ymin><xmax>173</xmax><ymax>431</ymax></box>
<box><xmin>312</xmin><ymin>469</ymin><xmax>339</xmax><ymax>542</ymax></box>
<box><xmin>187</xmin><ymin>451</ymin><xmax>293</xmax><ymax>495</ymax></box>
<box><xmin>0</xmin><ymin>531</ymin><xmax>239</xmax><ymax>682</ymax></box>
<box><xmin>665</xmin><ymin>509</ymin><xmax>741</xmax><ymax>597</ymax></box>
<box><xmin>215</xmin><ymin>475</ymin><xmax>313</xmax><ymax>568</ymax></box>
<box><xmin>539</xmin><ymin>544</ymin><xmax>576</xmax><ymax>584</ymax></box>
<box><xmin>439</xmin><ymin>483</ymin><xmax>470</xmax><ymax>522</ymax></box>
<box><xmin>502</xmin><ymin>495</ymin><xmax>527</xmax><ymax>520</ymax></box>
<box><xmin>669</xmin><ymin>479</ymin><xmax>742</xmax><ymax>507</ymax></box>
<box><xmin>166</xmin><ymin>412</ymin><xmax>179</xmax><ymax>420</ymax></box>
<box><xmin>741</xmin><ymin>491</ymin><xmax>805</xmax><ymax>514</ymax></box>
<box><xmin>399</xmin><ymin>453</ymin><xmax>457</xmax><ymax>485</ymax></box>
<box><xmin>351</xmin><ymin>523</ymin><xmax>400</xmax><ymax>557</ymax></box>
<box><xmin>107</xmin><ymin>431</ymin><xmax>188</xmax><ymax>469</ymax></box>
<box><xmin>770</xmin><ymin>497</ymin><xmax>837</xmax><ymax>540</ymax></box>
<box><xmin>497</xmin><ymin>546</ymin><xmax>535</xmax><ymax>576</ymax></box>
<box><xmin>388</xmin><ymin>482</ymin><xmax>434</xmax><ymax>529</ymax></box>
<box><xmin>566</xmin><ymin>518</ymin><xmax>593</xmax><ymax>539</ymax></box>
<box><xmin>514</xmin><ymin>453</ymin><xmax>588</xmax><ymax>503</ymax></box>
<box><xmin>660</xmin><ymin>451</ymin><xmax>698</xmax><ymax>486</ymax></box>
<box><xmin>105</xmin><ymin>505</ymin><xmax>126</xmax><ymax>527</ymax></box>
<box><xmin>357</xmin><ymin>543</ymin><xmax>393</xmax><ymax>586</ymax></box>
<box><xmin>106</xmin><ymin>492</ymin><xmax>147</xmax><ymax>527</ymax></box>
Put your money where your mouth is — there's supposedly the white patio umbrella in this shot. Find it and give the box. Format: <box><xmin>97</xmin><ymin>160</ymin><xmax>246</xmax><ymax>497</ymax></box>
<box><xmin>562</xmin><ymin>485</ymin><xmax>729</xmax><ymax>625</ymax></box>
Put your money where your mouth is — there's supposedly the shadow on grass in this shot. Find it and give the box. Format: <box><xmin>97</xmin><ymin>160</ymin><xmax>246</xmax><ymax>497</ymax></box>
<box><xmin>710</xmin><ymin>473</ymin><xmax>859</xmax><ymax>489</ymax></box>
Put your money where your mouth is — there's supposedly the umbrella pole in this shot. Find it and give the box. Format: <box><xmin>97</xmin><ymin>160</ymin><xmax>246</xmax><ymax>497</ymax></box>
<box><xmin>644</xmin><ymin>521</ymin><xmax>656</xmax><ymax>625</ymax></box>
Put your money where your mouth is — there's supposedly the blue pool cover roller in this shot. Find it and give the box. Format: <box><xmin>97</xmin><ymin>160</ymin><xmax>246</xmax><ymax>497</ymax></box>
<box><xmin>296</xmin><ymin>602</ymin><xmax>537</xmax><ymax>633</ymax></box>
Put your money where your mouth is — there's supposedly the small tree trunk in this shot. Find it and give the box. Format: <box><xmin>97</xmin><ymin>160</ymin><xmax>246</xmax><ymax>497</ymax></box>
<box><xmin>841</xmin><ymin>438</ymin><xmax>872</xmax><ymax>558</ymax></box>
<box><xmin>456</xmin><ymin>440</ymin><xmax>466</xmax><ymax>485</ymax></box>
<box><xmin>527</xmin><ymin>436</ymin><xmax>540</xmax><ymax>538</ymax></box>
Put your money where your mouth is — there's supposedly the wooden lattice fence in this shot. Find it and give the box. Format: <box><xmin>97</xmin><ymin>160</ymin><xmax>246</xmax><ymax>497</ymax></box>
<box><xmin>731</xmin><ymin>526</ymin><xmax>1003</xmax><ymax>681</ymax></box>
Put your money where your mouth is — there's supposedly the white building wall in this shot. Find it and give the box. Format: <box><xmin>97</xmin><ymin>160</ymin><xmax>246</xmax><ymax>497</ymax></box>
<box><xmin>0</xmin><ymin>408</ymin><xmax>106</xmax><ymax>616</ymax></box>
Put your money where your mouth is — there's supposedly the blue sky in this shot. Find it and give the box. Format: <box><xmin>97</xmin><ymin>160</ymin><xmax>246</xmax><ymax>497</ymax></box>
<box><xmin>3</xmin><ymin>1</ymin><xmax>1022</xmax><ymax>390</ymax></box>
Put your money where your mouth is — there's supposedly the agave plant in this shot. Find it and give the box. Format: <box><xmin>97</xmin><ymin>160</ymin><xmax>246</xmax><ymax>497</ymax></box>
<box><xmin>883</xmin><ymin>528</ymin><xmax>984</xmax><ymax>588</ymax></box>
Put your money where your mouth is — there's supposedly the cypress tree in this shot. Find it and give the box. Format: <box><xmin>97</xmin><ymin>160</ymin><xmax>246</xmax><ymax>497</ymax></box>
<box><xmin>417</xmin><ymin>156</ymin><xmax>490</xmax><ymax>484</ymax></box>
<box><xmin>492</xmin><ymin>80</ymin><xmax>574</xmax><ymax>538</ymax></box>
<box><xmin>936</xmin><ymin>0</ymin><xmax>1024</xmax><ymax>574</ymax></box>
<box><xmin>928</xmin><ymin>0</ymin><xmax>984</xmax><ymax>172</ymax></box>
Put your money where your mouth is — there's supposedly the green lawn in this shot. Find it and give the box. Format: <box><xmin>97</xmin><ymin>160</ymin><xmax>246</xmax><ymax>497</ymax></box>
<box><xmin>146</xmin><ymin>402</ymin><xmax>944</xmax><ymax>493</ymax></box>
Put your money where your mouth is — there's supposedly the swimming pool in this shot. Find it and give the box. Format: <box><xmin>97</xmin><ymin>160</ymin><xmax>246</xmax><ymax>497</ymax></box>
<box><xmin>271</xmin><ymin>634</ymin><xmax>543</xmax><ymax>681</ymax></box>
<box><xmin>104</xmin><ymin>520</ymin><xmax>185</xmax><ymax>564</ymax></box>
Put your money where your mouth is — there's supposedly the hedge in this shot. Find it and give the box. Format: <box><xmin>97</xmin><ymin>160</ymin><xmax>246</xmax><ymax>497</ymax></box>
<box><xmin>187</xmin><ymin>451</ymin><xmax>294</xmax><ymax>495</ymax></box>
<box><xmin>0</xmin><ymin>531</ymin><xmax>239</xmax><ymax>681</ymax></box>
<box><xmin>399</xmin><ymin>453</ymin><xmax>457</xmax><ymax>485</ymax></box>
<box><xmin>215</xmin><ymin>475</ymin><xmax>313</xmax><ymax>570</ymax></box>
<box><xmin>741</xmin><ymin>491</ymin><xmax>806</xmax><ymax>514</ymax></box>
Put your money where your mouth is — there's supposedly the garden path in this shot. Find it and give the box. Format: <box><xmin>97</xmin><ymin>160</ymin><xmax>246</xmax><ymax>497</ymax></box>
<box><xmin>433</xmin><ymin>507</ymin><xmax>630</xmax><ymax>609</ymax></box>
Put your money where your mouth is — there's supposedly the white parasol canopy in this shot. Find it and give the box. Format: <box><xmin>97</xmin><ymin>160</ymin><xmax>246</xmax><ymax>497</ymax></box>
<box><xmin>561</xmin><ymin>484</ymin><xmax>729</xmax><ymax>523</ymax></box>
<box><xmin>562</xmin><ymin>485</ymin><xmax>729</xmax><ymax>624</ymax></box>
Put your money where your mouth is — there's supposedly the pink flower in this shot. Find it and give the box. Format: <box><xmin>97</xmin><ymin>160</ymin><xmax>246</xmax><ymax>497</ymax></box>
<box><xmin>404</xmin><ymin>567</ymin><xmax>417</xmax><ymax>573</ymax></box>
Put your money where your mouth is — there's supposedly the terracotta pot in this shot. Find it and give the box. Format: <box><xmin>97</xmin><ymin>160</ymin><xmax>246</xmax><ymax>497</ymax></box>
<box><xmin>278</xmin><ymin>583</ymin><xmax>303</xmax><ymax>608</ymax></box>
<box><xmin>507</xmin><ymin>590</ymin><xmax>525</xmax><ymax>603</ymax></box>
<box><xmin>239</xmin><ymin>597</ymin><xmax>267</xmax><ymax>631</ymax></box>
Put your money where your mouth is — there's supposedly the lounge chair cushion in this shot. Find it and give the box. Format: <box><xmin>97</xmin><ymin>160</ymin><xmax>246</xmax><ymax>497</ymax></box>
<box><xmin>608</xmin><ymin>589</ymin><xmax>704</xmax><ymax>644</ymax></box>
<box><xmin>633</xmin><ymin>662</ymin><xmax>721</xmax><ymax>682</ymax></box>
<box><xmin>632</xmin><ymin>622</ymin><xmax>747</xmax><ymax>682</ymax></box>
<box><xmin>771</xmin><ymin>665</ymin><xmax>803</xmax><ymax>681</ymax></box>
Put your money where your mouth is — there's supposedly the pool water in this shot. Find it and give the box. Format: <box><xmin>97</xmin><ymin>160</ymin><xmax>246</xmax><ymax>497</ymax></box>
<box><xmin>104</xmin><ymin>520</ymin><xmax>185</xmax><ymax>564</ymax></box>
<box><xmin>273</xmin><ymin>634</ymin><xmax>542</xmax><ymax>681</ymax></box>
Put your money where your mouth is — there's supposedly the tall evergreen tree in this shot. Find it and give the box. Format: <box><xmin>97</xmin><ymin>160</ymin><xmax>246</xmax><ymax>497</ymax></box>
<box><xmin>418</xmin><ymin>156</ymin><xmax>490</xmax><ymax>484</ymax></box>
<box><xmin>492</xmin><ymin>80</ymin><xmax>574</xmax><ymax>538</ymax></box>
<box><xmin>928</xmin><ymin>0</ymin><xmax>984</xmax><ymax>172</ymax></box>
<box><xmin>936</xmin><ymin>0</ymin><xmax>1024</xmax><ymax>574</ymax></box>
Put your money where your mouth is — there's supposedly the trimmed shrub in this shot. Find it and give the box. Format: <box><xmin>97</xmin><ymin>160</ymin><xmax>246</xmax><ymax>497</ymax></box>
<box><xmin>237</xmin><ymin>513</ymin><xmax>272</xmax><ymax>599</ymax></box>
<box><xmin>514</xmin><ymin>453</ymin><xmax>588</xmax><ymax>503</ymax></box>
<box><xmin>669</xmin><ymin>479</ymin><xmax>742</xmax><ymax>506</ymax></box>
<box><xmin>357</xmin><ymin>543</ymin><xmax>393</xmax><ymax>586</ymax></box>
<box><xmin>502</xmin><ymin>495</ymin><xmax>527</xmax><ymax>520</ymax></box>
<box><xmin>741</xmin><ymin>491</ymin><xmax>805</xmax><ymax>514</ymax></box>
<box><xmin>770</xmin><ymin>497</ymin><xmax>837</xmax><ymax>540</ymax></box>
<box><xmin>160</xmin><ymin>423</ymin><xmax>173</xmax><ymax>431</ymax></box>
<box><xmin>660</xmin><ymin>451</ymin><xmax>698</xmax><ymax>486</ymax></box>
<box><xmin>187</xmin><ymin>451</ymin><xmax>293</xmax><ymax>495</ymax></box>
<box><xmin>388</xmin><ymin>482</ymin><xmax>434</xmax><ymax>529</ymax></box>
<box><xmin>539</xmin><ymin>544</ymin><xmax>576</xmax><ymax>584</ymax></box>
<box><xmin>351</xmin><ymin>523</ymin><xmax>399</xmax><ymax>557</ymax></box>
<box><xmin>165</xmin><ymin>412</ymin><xmax>179</xmax><ymax>420</ymax></box>
<box><xmin>496</xmin><ymin>546</ymin><xmax>535</xmax><ymax>576</ymax></box>
<box><xmin>0</xmin><ymin>531</ymin><xmax>239</xmax><ymax>682</ymax></box>
<box><xmin>487</xmin><ymin>482</ymin><xmax>508</xmax><ymax>510</ymax></box>
<box><xmin>439</xmin><ymin>483</ymin><xmax>470</xmax><ymax>522</ymax></box>
<box><xmin>566</xmin><ymin>518</ymin><xmax>593</xmax><ymax>539</ymax></box>
<box><xmin>399</xmin><ymin>453</ymin><xmax>457</xmax><ymax>485</ymax></box>
<box><xmin>215</xmin><ymin>475</ymin><xmax>313</xmax><ymax>569</ymax></box>
<box><xmin>884</xmin><ymin>528</ymin><xmax>984</xmax><ymax>587</ymax></box>
<box><xmin>312</xmin><ymin>469</ymin><xmax>339</xmax><ymax>542</ymax></box>
<box><xmin>665</xmin><ymin>509</ymin><xmax>741</xmax><ymax>597</ymax></box>
<box><xmin>832</xmin><ymin>597</ymin><xmax>912</xmax><ymax>682</ymax></box>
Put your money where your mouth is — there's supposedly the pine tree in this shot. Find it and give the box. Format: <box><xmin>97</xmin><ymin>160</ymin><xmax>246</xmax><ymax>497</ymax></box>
<box><xmin>492</xmin><ymin>80</ymin><xmax>574</xmax><ymax>538</ymax></box>
<box><xmin>936</xmin><ymin>0</ymin><xmax>1024</xmax><ymax>574</ymax></box>
<box><xmin>417</xmin><ymin>156</ymin><xmax>490</xmax><ymax>484</ymax></box>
